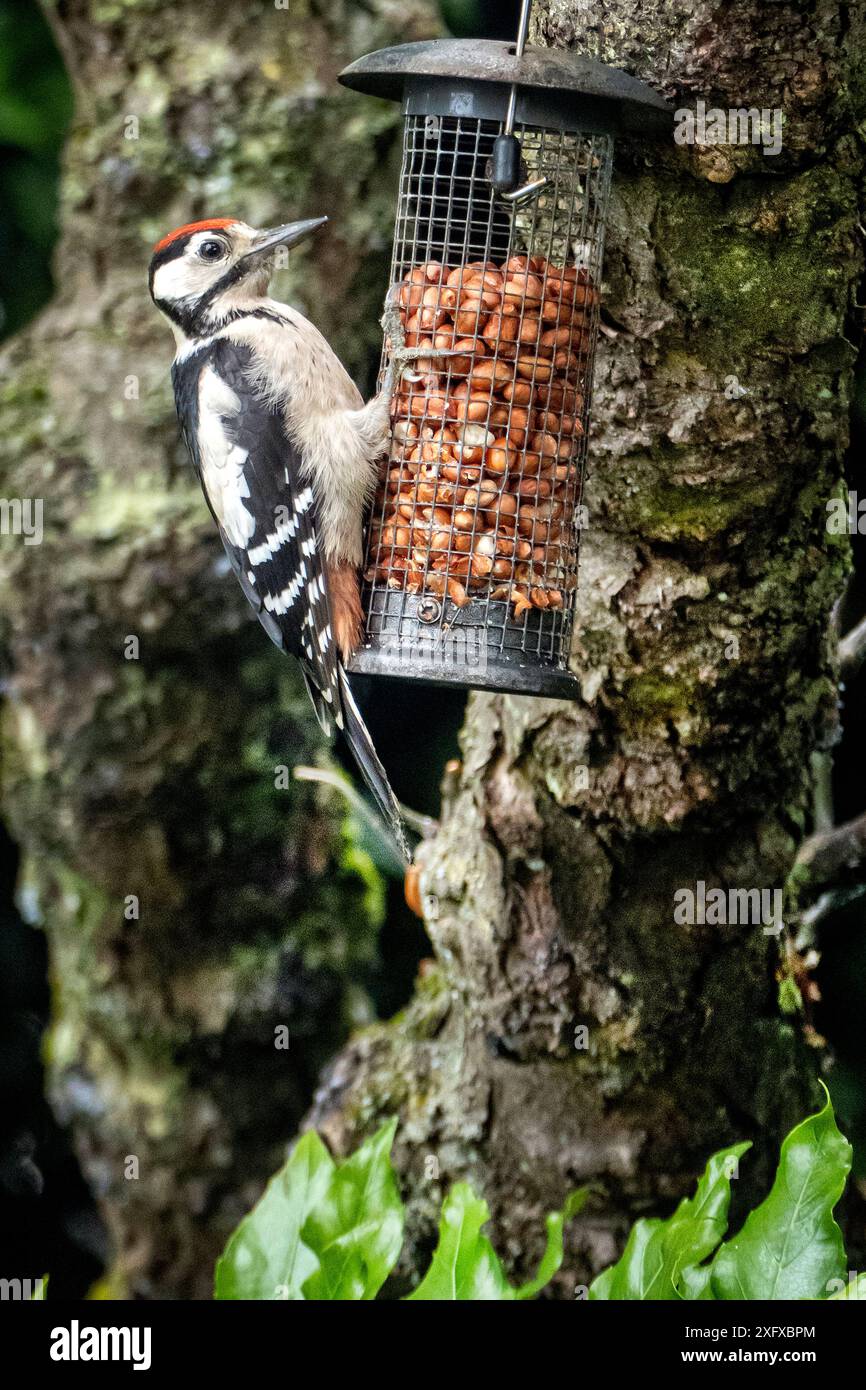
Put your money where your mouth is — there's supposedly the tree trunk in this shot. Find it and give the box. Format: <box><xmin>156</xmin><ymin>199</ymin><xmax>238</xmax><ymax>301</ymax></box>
<box><xmin>0</xmin><ymin>0</ymin><xmax>436</xmax><ymax>1299</ymax></box>
<box><xmin>308</xmin><ymin>0</ymin><xmax>863</xmax><ymax>1293</ymax></box>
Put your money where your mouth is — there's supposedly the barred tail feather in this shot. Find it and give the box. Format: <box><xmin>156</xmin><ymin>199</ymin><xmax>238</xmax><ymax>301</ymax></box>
<box><xmin>337</xmin><ymin>666</ymin><xmax>409</xmax><ymax>862</ymax></box>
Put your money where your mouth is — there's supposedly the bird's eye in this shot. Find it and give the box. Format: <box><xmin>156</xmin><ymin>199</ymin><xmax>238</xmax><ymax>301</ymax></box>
<box><xmin>198</xmin><ymin>239</ymin><xmax>226</xmax><ymax>261</ymax></box>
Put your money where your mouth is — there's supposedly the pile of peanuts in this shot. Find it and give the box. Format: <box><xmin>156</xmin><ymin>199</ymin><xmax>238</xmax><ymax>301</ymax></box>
<box><xmin>367</xmin><ymin>252</ymin><xmax>597</xmax><ymax>617</ymax></box>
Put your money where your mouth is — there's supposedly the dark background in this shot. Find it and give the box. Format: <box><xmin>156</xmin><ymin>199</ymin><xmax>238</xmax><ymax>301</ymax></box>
<box><xmin>1</xmin><ymin>0</ymin><xmax>864</xmax><ymax>1297</ymax></box>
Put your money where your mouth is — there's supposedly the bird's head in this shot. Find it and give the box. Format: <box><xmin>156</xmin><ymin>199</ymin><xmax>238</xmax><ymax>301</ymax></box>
<box><xmin>148</xmin><ymin>215</ymin><xmax>327</xmax><ymax>339</ymax></box>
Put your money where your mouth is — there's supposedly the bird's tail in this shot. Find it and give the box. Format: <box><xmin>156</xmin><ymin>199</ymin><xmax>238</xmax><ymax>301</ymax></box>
<box><xmin>337</xmin><ymin>665</ymin><xmax>409</xmax><ymax>862</ymax></box>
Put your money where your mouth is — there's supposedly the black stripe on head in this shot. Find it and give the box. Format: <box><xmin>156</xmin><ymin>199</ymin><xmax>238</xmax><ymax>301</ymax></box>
<box><xmin>150</xmin><ymin>252</ymin><xmax>279</xmax><ymax>340</ymax></box>
<box><xmin>149</xmin><ymin>232</ymin><xmax>204</xmax><ymax>336</ymax></box>
<box><xmin>149</xmin><ymin>224</ymin><xmax>248</xmax><ymax>338</ymax></box>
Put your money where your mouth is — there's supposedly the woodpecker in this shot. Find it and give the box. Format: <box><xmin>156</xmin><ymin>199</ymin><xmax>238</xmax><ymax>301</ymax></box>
<box><xmin>148</xmin><ymin>215</ymin><xmax>419</xmax><ymax>859</ymax></box>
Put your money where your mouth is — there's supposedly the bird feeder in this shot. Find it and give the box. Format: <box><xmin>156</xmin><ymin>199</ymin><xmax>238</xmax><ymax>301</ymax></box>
<box><xmin>339</xmin><ymin>23</ymin><xmax>670</xmax><ymax>700</ymax></box>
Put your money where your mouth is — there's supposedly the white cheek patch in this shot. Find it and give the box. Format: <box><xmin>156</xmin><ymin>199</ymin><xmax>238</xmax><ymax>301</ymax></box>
<box><xmin>197</xmin><ymin>365</ymin><xmax>256</xmax><ymax>548</ymax></box>
<box><xmin>153</xmin><ymin>230</ymin><xmax>242</xmax><ymax>305</ymax></box>
<box><xmin>152</xmin><ymin>255</ymin><xmax>211</xmax><ymax>305</ymax></box>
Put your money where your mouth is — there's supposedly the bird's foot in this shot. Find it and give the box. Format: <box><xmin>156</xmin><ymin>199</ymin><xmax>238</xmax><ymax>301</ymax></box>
<box><xmin>380</xmin><ymin>289</ymin><xmax>466</xmax><ymax>404</ymax></box>
<box><xmin>380</xmin><ymin>286</ymin><xmax>464</xmax><ymax>378</ymax></box>
<box><xmin>392</xmin><ymin>343</ymin><xmax>466</xmax><ymax>372</ymax></box>
<box><xmin>380</xmin><ymin>285</ymin><xmax>406</xmax><ymax>356</ymax></box>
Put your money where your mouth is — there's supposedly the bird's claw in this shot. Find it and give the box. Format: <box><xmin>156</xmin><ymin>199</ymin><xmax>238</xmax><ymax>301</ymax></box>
<box><xmin>380</xmin><ymin>287</ymin><xmax>406</xmax><ymax>354</ymax></box>
<box><xmin>380</xmin><ymin>287</ymin><xmax>466</xmax><ymax>369</ymax></box>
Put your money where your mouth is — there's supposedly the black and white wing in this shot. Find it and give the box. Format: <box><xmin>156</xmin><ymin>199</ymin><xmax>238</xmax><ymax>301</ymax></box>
<box><xmin>172</xmin><ymin>337</ymin><xmax>338</xmax><ymax>730</ymax></box>
<box><xmin>171</xmin><ymin>334</ymin><xmax>409</xmax><ymax>859</ymax></box>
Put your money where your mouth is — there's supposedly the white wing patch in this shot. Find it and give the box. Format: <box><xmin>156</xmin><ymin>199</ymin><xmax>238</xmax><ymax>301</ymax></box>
<box><xmin>247</xmin><ymin>486</ymin><xmax>314</xmax><ymax>567</ymax></box>
<box><xmin>197</xmin><ymin>364</ymin><xmax>256</xmax><ymax>548</ymax></box>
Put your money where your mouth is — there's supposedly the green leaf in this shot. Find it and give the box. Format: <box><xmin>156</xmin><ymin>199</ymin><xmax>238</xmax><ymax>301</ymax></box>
<box><xmin>214</xmin><ymin>1131</ymin><xmax>334</xmax><ymax>1300</ymax></box>
<box><xmin>300</xmin><ymin>1119</ymin><xmax>404</xmax><ymax>1300</ymax></box>
<box><xmin>409</xmin><ymin>1184</ymin><xmax>586</xmax><ymax>1301</ymax></box>
<box><xmin>589</xmin><ymin>1143</ymin><xmax>750</xmax><ymax>1300</ymax></box>
<box><xmin>711</xmin><ymin>1088</ymin><xmax>851</xmax><ymax>1300</ymax></box>
<box><xmin>516</xmin><ymin>1189</ymin><xmax>588</xmax><ymax>1299</ymax></box>
<box><xmin>408</xmin><ymin>1184</ymin><xmax>515</xmax><ymax>1300</ymax></box>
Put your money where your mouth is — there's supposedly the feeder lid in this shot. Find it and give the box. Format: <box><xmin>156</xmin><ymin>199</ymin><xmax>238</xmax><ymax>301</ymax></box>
<box><xmin>338</xmin><ymin>38</ymin><xmax>673</xmax><ymax>132</ymax></box>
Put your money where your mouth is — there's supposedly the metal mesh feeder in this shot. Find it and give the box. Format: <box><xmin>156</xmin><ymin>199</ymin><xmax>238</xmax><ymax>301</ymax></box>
<box><xmin>339</xmin><ymin>36</ymin><xmax>670</xmax><ymax>699</ymax></box>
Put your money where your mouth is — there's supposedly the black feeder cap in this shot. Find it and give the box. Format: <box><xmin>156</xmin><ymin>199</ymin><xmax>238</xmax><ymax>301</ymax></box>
<box><xmin>338</xmin><ymin>38</ymin><xmax>674</xmax><ymax>134</ymax></box>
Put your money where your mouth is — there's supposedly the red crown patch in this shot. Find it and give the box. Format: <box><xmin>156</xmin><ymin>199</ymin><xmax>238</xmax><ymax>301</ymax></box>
<box><xmin>152</xmin><ymin>218</ymin><xmax>236</xmax><ymax>255</ymax></box>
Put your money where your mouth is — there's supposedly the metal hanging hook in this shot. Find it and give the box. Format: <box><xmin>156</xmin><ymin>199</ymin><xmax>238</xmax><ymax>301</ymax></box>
<box><xmin>489</xmin><ymin>0</ymin><xmax>549</xmax><ymax>201</ymax></box>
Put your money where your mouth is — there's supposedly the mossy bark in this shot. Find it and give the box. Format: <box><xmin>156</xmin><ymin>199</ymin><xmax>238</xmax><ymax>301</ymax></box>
<box><xmin>308</xmin><ymin>2</ymin><xmax>865</xmax><ymax>1293</ymax></box>
<box><xmin>0</xmin><ymin>0</ymin><xmax>436</xmax><ymax>1299</ymax></box>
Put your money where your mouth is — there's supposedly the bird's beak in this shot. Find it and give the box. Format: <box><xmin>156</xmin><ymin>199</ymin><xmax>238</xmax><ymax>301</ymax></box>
<box><xmin>243</xmin><ymin>216</ymin><xmax>328</xmax><ymax>263</ymax></box>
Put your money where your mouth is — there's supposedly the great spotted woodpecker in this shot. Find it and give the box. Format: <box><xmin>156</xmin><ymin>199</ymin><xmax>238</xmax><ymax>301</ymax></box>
<box><xmin>148</xmin><ymin>215</ymin><xmax>415</xmax><ymax>858</ymax></box>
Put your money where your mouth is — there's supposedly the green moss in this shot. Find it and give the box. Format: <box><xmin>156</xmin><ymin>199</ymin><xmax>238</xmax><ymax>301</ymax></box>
<box><xmin>657</xmin><ymin>166</ymin><xmax>855</xmax><ymax>356</ymax></box>
<box><xmin>620</xmin><ymin>671</ymin><xmax>697</xmax><ymax>727</ymax></box>
<box><xmin>626</xmin><ymin>472</ymin><xmax>779</xmax><ymax>543</ymax></box>
<box><xmin>778</xmin><ymin>975</ymin><xmax>804</xmax><ymax>1016</ymax></box>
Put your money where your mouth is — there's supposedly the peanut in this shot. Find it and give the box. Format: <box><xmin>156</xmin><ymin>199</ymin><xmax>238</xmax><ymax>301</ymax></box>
<box><xmin>502</xmin><ymin>379</ymin><xmax>533</xmax><ymax>406</ymax></box>
<box><xmin>378</xmin><ymin>253</ymin><xmax>596</xmax><ymax>616</ymax></box>
<box><xmin>485</xmin><ymin>439</ymin><xmax>515</xmax><ymax>475</ymax></box>
<box><xmin>483</xmin><ymin>311</ymin><xmax>520</xmax><ymax>345</ymax></box>
<box><xmin>454</xmin><ymin>297</ymin><xmax>489</xmax><ymax>336</ymax></box>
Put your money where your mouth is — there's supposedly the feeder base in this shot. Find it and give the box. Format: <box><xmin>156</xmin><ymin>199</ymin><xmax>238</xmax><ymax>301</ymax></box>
<box><xmin>347</xmin><ymin>646</ymin><xmax>581</xmax><ymax>701</ymax></box>
<box><xmin>348</xmin><ymin>591</ymin><xmax>582</xmax><ymax>699</ymax></box>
